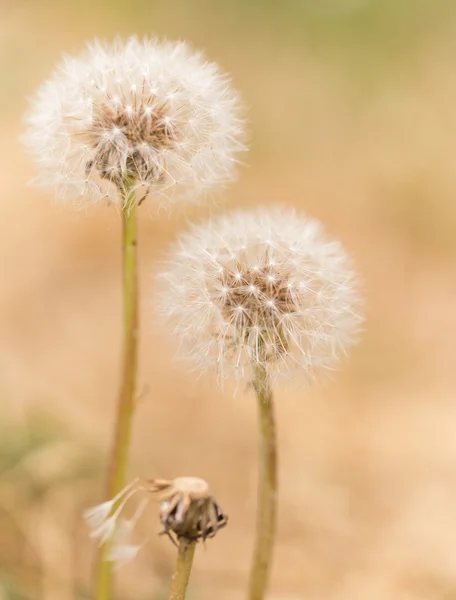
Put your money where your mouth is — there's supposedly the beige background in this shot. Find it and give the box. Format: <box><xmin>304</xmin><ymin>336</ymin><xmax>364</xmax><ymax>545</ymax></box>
<box><xmin>1</xmin><ymin>1</ymin><xmax>456</xmax><ymax>598</ymax></box>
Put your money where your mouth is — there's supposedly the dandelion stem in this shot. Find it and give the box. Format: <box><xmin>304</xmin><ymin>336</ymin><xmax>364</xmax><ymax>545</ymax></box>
<box><xmin>169</xmin><ymin>538</ymin><xmax>197</xmax><ymax>600</ymax></box>
<box><xmin>95</xmin><ymin>183</ymin><xmax>139</xmax><ymax>600</ymax></box>
<box><xmin>248</xmin><ymin>364</ymin><xmax>277</xmax><ymax>600</ymax></box>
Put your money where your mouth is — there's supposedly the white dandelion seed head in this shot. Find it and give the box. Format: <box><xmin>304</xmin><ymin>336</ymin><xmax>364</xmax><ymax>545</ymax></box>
<box><xmin>158</xmin><ymin>208</ymin><xmax>363</xmax><ymax>383</ymax></box>
<box><xmin>22</xmin><ymin>36</ymin><xmax>246</xmax><ymax>209</ymax></box>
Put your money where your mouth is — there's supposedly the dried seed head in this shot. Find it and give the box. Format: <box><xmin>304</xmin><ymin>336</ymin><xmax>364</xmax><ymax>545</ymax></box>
<box><xmin>149</xmin><ymin>477</ymin><xmax>228</xmax><ymax>542</ymax></box>
<box><xmin>159</xmin><ymin>208</ymin><xmax>363</xmax><ymax>383</ymax></box>
<box><xmin>83</xmin><ymin>475</ymin><xmax>226</xmax><ymax>568</ymax></box>
<box><xmin>22</xmin><ymin>37</ymin><xmax>245</xmax><ymax>209</ymax></box>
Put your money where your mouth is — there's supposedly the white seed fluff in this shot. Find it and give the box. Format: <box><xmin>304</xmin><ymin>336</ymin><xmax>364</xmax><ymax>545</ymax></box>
<box><xmin>22</xmin><ymin>37</ymin><xmax>245</xmax><ymax>208</ymax></box>
<box><xmin>158</xmin><ymin>208</ymin><xmax>362</xmax><ymax>383</ymax></box>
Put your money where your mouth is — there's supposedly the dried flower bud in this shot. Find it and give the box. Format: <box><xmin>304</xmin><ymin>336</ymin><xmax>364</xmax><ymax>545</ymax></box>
<box><xmin>22</xmin><ymin>37</ymin><xmax>245</xmax><ymax>209</ymax></box>
<box><xmin>158</xmin><ymin>208</ymin><xmax>362</xmax><ymax>383</ymax></box>
<box><xmin>149</xmin><ymin>477</ymin><xmax>228</xmax><ymax>543</ymax></box>
<box><xmin>83</xmin><ymin>476</ymin><xmax>226</xmax><ymax>568</ymax></box>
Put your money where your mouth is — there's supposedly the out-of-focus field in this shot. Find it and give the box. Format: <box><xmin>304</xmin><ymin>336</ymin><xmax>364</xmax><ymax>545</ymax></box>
<box><xmin>1</xmin><ymin>1</ymin><xmax>456</xmax><ymax>598</ymax></box>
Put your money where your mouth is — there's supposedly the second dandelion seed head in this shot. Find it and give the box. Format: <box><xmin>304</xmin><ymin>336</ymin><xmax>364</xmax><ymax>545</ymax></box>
<box><xmin>159</xmin><ymin>208</ymin><xmax>363</xmax><ymax>383</ymax></box>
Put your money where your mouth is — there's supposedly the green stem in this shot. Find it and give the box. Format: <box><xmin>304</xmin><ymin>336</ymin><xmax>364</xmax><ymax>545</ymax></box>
<box><xmin>169</xmin><ymin>538</ymin><xmax>197</xmax><ymax>600</ymax></box>
<box><xmin>248</xmin><ymin>365</ymin><xmax>277</xmax><ymax>600</ymax></box>
<box><xmin>95</xmin><ymin>186</ymin><xmax>139</xmax><ymax>600</ymax></box>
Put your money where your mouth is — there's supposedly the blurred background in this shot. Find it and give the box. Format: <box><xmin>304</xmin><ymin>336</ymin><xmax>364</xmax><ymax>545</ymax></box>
<box><xmin>1</xmin><ymin>0</ymin><xmax>456</xmax><ymax>598</ymax></box>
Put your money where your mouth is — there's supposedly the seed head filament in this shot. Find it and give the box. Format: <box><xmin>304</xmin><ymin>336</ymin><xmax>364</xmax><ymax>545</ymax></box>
<box><xmin>84</xmin><ymin>85</ymin><xmax>182</xmax><ymax>192</ymax></box>
<box><xmin>211</xmin><ymin>249</ymin><xmax>299</xmax><ymax>364</ymax></box>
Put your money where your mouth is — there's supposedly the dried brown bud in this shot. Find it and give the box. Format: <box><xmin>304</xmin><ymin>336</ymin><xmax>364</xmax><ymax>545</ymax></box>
<box><xmin>148</xmin><ymin>477</ymin><xmax>228</xmax><ymax>544</ymax></box>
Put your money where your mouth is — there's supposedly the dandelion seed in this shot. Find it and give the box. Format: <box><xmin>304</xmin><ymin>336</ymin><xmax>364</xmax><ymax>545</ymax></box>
<box><xmin>158</xmin><ymin>207</ymin><xmax>363</xmax><ymax>383</ymax></box>
<box><xmin>106</xmin><ymin>498</ymin><xmax>149</xmax><ymax>567</ymax></box>
<box><xmin>108</xmin><ymin>541</ymin><xmax>143</xmax><ymax>570</ymax></box>
<box><xmin>22</xmin><ymin>37</ymin><xmax>245</xmax><ymax>209</ymax></box>
<box><xmin>83</xmin><ymin>501</ymin><xmax>115</xmax><ymax>531</ymax></box>
<box><xmin>84</xmin><ymin>478</ymin><xmax>141</xmax><ymax>545</ymax></box>
<box><xmin>90</xmin><ymin>516</ymin><xmax>118</xmax><ymax>546</ymax></box>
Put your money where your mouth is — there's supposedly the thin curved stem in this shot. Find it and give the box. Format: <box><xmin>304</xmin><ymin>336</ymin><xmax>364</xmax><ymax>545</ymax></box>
<box><xmin>169</xmin><ymin>538</ymin><xmax>197</xmax><ymax>600</ymax></box>
<box><xmin>95</xmin><ymin>187</ymin><xmax>139</xmax><ymax>600</ymax></box>
<box><xmin>248</xmin><ymin>365</ymin><xmax>277</xmax><ymax>600</ymax></box>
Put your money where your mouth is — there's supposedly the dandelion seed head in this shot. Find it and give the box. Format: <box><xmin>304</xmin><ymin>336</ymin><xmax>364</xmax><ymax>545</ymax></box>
<box><xmin>22</xmin><ymin>37</ymin><xmax>245</xmax><ymax>209</ymax></box>
<box><xmin>158</xmin><ymin>208</ymin><xmax>363</xmax><ymax>383</ymax></box>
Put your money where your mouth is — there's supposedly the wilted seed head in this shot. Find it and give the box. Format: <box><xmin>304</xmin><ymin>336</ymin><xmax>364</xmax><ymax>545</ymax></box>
<box><xmin>22</xmin><ymin>37</ymin><xmax>245</xmax><ymax>209</ymax></box>
<box><xmin>159</xmin><ymin>208</ymin><xmax>362</xmax><ymax>383</ymax></box>
<box><xmin>83</xmin><ymin>476</ymin><xmax>226</xmax><ymax>568</ymax></box>
<box><xmin>149</xmin><ymin>477</ymin><xmax>227</xmax><ymax>543</ymax></box>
